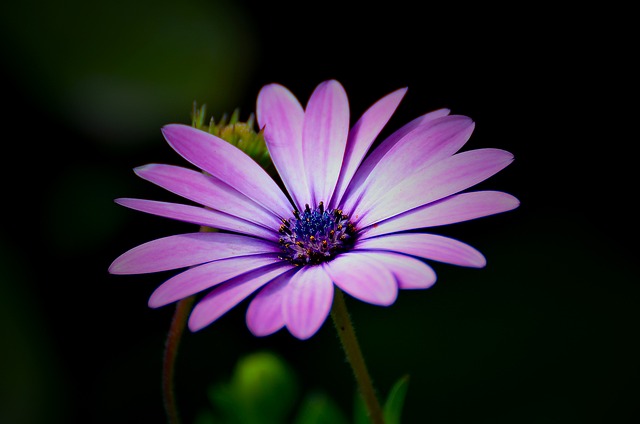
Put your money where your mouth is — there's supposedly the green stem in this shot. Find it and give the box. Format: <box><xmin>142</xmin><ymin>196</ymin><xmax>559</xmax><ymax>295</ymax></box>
<box><xmin>331</xmin><ymin>288</ymin><xmax>385</xmax><ymax>424</ymax></box>
<box><xmin>162</xmin><ymin>295</ymin><xmax>195</xmax><ymax>424</ymax></box>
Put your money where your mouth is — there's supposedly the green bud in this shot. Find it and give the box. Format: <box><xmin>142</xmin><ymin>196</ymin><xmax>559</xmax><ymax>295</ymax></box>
<box><xmin>208</xmin><ymin>351</ymin><xmax>298</xmax><ymax>424</ymax></box>
<box><xmin>191</xmin><ymin>102</ymin><xmax>275</xmax><ymax>176</ymax></box>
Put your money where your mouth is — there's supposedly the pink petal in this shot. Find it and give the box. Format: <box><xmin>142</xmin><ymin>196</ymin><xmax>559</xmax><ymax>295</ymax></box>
<box><xmin>115</xmin><ymin>198</ymin><xmax>277</xmax><ymax>240</ymax></box>
<box><xmin>356</xmin><ymin>148</ymin><xmax>514</xmax><ymax>228</ymax></box>
<box><xmin>302</xmin><ymin>80</ymin><xmax>349</xmax><ymax>206</ymax></box>
<box><xmin>283</xmin><ymin>265</ymin><xmax>334</xmax><ymax>340</ymax></box>
<box><xmin>108</xmin><ymin>232</ymin><xmax>279</xmax><ymax>275</ymax></box>
<box><xmin>135</xmin><ymin>164</ymin><xmax>281</xmax><ymax>228</ymax></box>
<box><xmin>162</xmin><ymin>124</ymin><xmax>293</xmax><ymax>218</ymax></box>
<box><xmin>246</xmin><ymin>269</ymin><xmax>297</xmax><ymax>337</ymax></box>
<box><xmin>148</xmin><ymin>255</ymin><xmax>282</xmax><ymax>308</ymax></box>
<box><xmin>360</xmin><ymin>191</ymin><xmax>520</xmax><ymax>238</ymax></box>
<box><xmin>355</xmin><ymin>233</ymin><xmax>486</xmax><ymax>268</ymax></box>
<box><xmin>257</xmin><ymin>83</ymin><xmax>310</xmax><ymax>209</ymax></box>
<box><xmin>188</xmin><ymin>263</ymin><xmax>294</xmax><ymax>332</ymax></box>
<box><xmin>324</xmin><ymin>253</ymin><xmax>397</xmax><ymax>306</ymax></box>
<box><xmin>331</xmin><ymin>87</ymin><xmax>407</xmax><ymax>208</ymax></box>
<box><xmin>340</xmin><ymin>108</ymin><xmax>450</xmax><ymax>207</ymax></box>
<box><xmin>360</xmin><ymin>251</ymin><xmax>437</xmax><ymax>290</ymax></box>
<box><xmin>346</xmin><ymin>115</ymin><xmax>475</xmax><ymax>218</ymax></box>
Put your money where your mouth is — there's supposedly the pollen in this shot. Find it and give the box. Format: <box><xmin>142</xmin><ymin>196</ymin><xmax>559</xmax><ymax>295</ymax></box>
<box><xmin>278</xmin><ymin>202</ymin><xmax>356</xmax><ymax>265</ymax></box>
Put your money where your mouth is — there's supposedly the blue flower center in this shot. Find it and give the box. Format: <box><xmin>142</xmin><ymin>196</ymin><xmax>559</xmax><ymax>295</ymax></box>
<box><xmin>278</xmin><ymin>202</ymin><xmax>356</xmax><ymax>266</ymax></box>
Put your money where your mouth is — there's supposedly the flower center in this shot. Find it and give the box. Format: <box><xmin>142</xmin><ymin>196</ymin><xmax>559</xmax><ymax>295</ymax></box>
<box><xmin>278</xmin><ymin>202</ymin><xmax>356</xmax><ymax>266</ymax></box>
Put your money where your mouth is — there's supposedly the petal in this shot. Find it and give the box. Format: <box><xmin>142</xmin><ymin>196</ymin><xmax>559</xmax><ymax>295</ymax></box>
<box><xmin>360</xmin><ymin>251</ymin><xmax>437</xmax><ymax>290</ymax></box>
<box><xmin>360</xmin><ymin>191</ymin><xmax>520</xmax><ymax>238</ymax></box>
<box><xmin>115</xmin><ymin>198</ymin><xmax>277</xmax><ymax>240</ymax></box>
<box><xmin>340</xmin><ymin>108</ymin><xmax>450</xmax><ymax>207</ymax></box>
<box><xmin>324</xmin><ymin>252</ymin><xmax>397</xmax><ymax>306</ymax></box>
<box><xmin>149</xmin><ymin>255</ymin><xmax>282</xmax><ymax>308</ymax></box>
<box><xmin>347</xmin><ymin>115</ymin><xmax>475</xmax><ymax>218</ymax></box>
<box><xmin>357</xmin><ymin>148</ymin><xmax>514</xmax><ymax>228</ymax></box>
<box><xmin>135</xmin><ymin>164</ymin><xmax>281</xmax><ymax>228</ymax></box>
<box><xmin>302</xmin><ymin>80</ymin><xmax>349</xmax><ymax>206</ymax></box>
<box><xmin>257</xmin><ymin>83</ymin><xmax>310</xmax><ymax>209</ymax></box>
<box><xmin>188</xmin><ymin>263</ymin><xmax>294</xmax><ymax>332</ymax></box>
<box><xmin>355</xmin><ymin>233</ymin><xmax>486</xmax><ymax>268</ymax></box>
<box><xmin>162</xmin><ymin>124</ymin><xmax>292</xmax><ymax>218</ymax></box>
<box><xmin>246</xmin><ymin>269</ymin><xmax>297</xmax><ymax>336</ymax></box>
<box><xmin>331</xmin><ymin>87</ymin><xmax>407</xmax><ymax>207</ymax></box>
<box><xmin>108</xmin><ymin>232</ymin><xmax>280</xmax><ymax>275</ymax></box>
<box><xmin>283</xmin><ymin>265</ymin><xmax>334</xmax><ymax>340</ymax></box>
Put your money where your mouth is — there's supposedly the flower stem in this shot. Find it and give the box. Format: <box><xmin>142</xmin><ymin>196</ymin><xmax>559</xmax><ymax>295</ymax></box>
<box><xmin>162</xmin><ymin>295</ymin><xmax>195</xmax><ymax>424</ymax></box>
<box><xmin>331</xmin><ymin>288</ymin><xmax>385</xmax><ymax>424</ymax></box>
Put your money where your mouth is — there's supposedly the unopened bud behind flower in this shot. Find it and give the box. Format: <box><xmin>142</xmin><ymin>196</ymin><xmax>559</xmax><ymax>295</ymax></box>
<box><xmin>191</xmin><ymin>103</ymin><xmax>275</xmax><ymax>176</ymax></box>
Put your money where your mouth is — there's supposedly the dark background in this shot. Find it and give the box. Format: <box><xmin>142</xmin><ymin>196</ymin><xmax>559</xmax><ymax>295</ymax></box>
<box><xmin>1</xmin><ymin>2</ymin><xmax>636</xmax><ymax>423</ymax></box>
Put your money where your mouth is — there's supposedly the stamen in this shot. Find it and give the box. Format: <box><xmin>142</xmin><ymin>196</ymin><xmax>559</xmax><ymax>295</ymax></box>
<box><xmin>278</xmin><ymin>202</ymin><xmax>357</xmax><ymax>266</ymax></box>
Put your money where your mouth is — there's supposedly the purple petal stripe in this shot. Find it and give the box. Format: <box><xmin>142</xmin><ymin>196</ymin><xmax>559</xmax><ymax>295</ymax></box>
<box><xmin>246</xmin><ymin>269</ymin><xmax>298</xmax><ymax>337</ymax></box>
<box><xmin>283</xmin><ymin>264</ymin><xmax>334</xmax><ymax>340</ymax></box>
<box><xmin>355</xmin><ymin>233</ymin><xmax>486</xmax><ymax>268</ymax></box>
<box><xmin>360</xmin><ymin>191</ymin><xmax>520</xmax><ymax>238</ymax></box>
<box><xmin>162</xmin><ymin>124</ymin><xmax>293</xmax><ymax>218</ymax></box>
<box><xmin>356</xmin><ymin>148</ymin><xmax>514</xmax><ymax>228</ymax></box>
<box><xmin>135</xmin><ymin>164</ymin><xmax>281</xmax><ymax>228</ymax></box>
<box><xmin>257</xmin><ymin>83</ymin><xmax>310</xmax><ymax>209</ymax></box>
<box><xmin>360</xmin><ymin>251</ymin><xmax>437</xmax><ymax>289</ymax></box>
<box><xmin>345</xmin><ymin>115</ymin><xmax>475</xmax><ymax>217</ymax></box>
<box><xmin>148</xmin><ymin>255</ymin><xmax>282</xmax><ymax>308</ymax></box>
<box><xmin>302</xmin><ymin>80</ymin><xmax>349</xmax><ymax>206</ymax></box>
<box><xmin>331</xmin><ymin>87</ymin><xmax>407</xmax><ymax>208</ymax></box>
<box><xmin>188</xmin><ymin>263</ymin><xmax>294</xmax><ymax>332</ymax></box>
<box><xmin>340</xmin><ymin>108</ymin><xmax>450</xmax><ymax>207</ymax></box>
<box><xmin>108</xmin><ymin>232</ymin><xmax>280</xmax><ymax>275</ymax></box>
<box><xmin>324</xmin><ymin>252</ymin><xmax>397</xmax><ymax>306</ymax></box>
<box><xmin>115</xmin><ymin>198</ymin><xmax>277</xmax><ymax>240</ymax></box>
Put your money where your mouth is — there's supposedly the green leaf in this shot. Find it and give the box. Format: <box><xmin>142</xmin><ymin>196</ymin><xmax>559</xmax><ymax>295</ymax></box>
<box><xmin>353</xmin><ymin>391</ymin><xmax>370</xmax><ymax>424</ymax></box>
<box><xmin>352</xmin><ymin>375</ymin><xmax>410</xmax><ymax>424</ymax></box>
<box><xmin>383</xmin><ymin>375</ymin><xmax>410</xmax><ymax>424</ymax></box>
<box><xmin>294</xmin><ymin>392</ymin><xmax>349</xmax><ymax>424</ymax></box>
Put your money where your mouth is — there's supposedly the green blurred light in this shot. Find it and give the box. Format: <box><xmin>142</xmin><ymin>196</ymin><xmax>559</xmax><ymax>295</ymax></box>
<box><xmin>1</xmin><ymin>0</ymin><xmax>256</xmax><ymax>145</ymax></box>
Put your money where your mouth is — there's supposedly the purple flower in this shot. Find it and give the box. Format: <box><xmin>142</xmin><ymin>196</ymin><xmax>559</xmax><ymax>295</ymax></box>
<box><xmin>109</xmin><ymin>80</ymin><xmax>518</xmax><ymax>340</ymax></box>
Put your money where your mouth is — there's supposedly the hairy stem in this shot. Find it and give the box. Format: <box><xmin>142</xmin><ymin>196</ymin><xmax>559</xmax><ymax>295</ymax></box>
<box><xmin>331</xmin><ymin>288</ymin><xmax>385</xmax><ymax>424</ymax></box>
<box><xmin>162</xmin><ymin>295</ymin><xmax>195</xmax><ymax>424</ymax></box>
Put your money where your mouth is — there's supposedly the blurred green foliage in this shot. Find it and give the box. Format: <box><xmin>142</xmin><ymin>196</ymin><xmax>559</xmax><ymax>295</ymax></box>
<box><xmin>0</xmin><ymin>0</ymin><xmax>256</xmax><ymax>146</ymax></box>
<box><xmin>194</xmin><ymin>351</ymin><xmax>410</xmax><ymax>424</ymax></box>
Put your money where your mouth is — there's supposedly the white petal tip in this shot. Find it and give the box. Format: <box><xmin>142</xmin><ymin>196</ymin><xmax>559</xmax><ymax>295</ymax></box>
<box><xmin>107</xmin><ymin>262</ymin><xmax>120</xmax><ymax>275</ymax></box>
<box><xmin>147</xmin><ymin>293</ymin><xmax>169</xmax><ymax>309</ymax></box>
<box><xmin>472</xmin><ymin>256</ymin><xmax>488</xmax><ymax>268</ymax></box>
<box><xmin>378</xmin><ymin>295</ymin><xmax>398</xmax><ymax>307</ymax></box>
<box><xmin>248</xmin><ymin>325</ymin><xmax>283</xmax><ymax>338</ymax></box>
<box><xmin>289</xmin><ymin>328</ymin><xmax>316</xmax><ymax>340</ymax></box>
<box><xmin>108</xmin><ymin>258</ymin><xmax>129</xmax><ymax>275</ymax></box>
<box><xmin>133</xmin><ymin>164</ymin><xmax>156</xmax><ymax>175</ymax></box>
<box><xmin>187</xmin><ymin>316</ymin><xmax>207</xmax><ymax>332</ymax></box>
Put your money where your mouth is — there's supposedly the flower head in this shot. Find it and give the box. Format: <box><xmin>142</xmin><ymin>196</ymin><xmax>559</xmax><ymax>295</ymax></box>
<box><xmin>109</xmin><ymin>80</ymin><xmax>519</xmax><ymax>340</ymax></box>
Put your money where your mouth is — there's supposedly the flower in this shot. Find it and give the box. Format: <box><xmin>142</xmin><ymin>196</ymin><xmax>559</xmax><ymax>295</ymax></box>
<box><xmin>109</xmin><ymin>80</ymin><xmax>519</xmax><ymax>340</ymax></box>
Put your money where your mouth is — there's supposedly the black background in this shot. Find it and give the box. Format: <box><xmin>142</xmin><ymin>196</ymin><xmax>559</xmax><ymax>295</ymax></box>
<box><xmin>1</xmin><ymin>2</ymin><xmax>636</xmax><ymax>423</ymax></box>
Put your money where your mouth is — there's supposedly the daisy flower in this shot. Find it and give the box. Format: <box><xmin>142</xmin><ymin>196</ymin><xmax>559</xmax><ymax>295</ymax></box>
<box><xmin>109</xmin><ymin>80</ymin><xmax>518</xmax><ymax>340</ymax></box>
